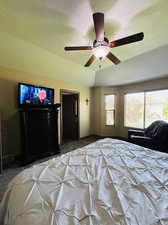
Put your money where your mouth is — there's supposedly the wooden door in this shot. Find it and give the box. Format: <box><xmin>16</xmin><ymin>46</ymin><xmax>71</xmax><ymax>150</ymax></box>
<box><xmin>61</xmin><ymin>91</ymin><xmax>79</xmax><ymax>143</ymax></box>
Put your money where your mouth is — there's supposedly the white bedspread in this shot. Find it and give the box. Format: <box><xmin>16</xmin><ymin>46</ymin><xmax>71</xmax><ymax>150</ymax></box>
<box><xmin>0</xmin><ymin>138</ymin><xmax>168</xmax><ymax>225</ymax></box>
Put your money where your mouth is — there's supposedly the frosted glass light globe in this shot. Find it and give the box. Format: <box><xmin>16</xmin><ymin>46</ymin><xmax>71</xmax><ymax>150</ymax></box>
<box><xmin>92</xmin><ymin>46</ymin><xmax>110</xmax><ymax>59</ymax></box>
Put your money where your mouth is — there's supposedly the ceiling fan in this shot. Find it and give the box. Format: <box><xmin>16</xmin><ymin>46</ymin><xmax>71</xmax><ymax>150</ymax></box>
<box><xmin>64</xmin><ymin>12</ymin><xmax>144</xmax><ymax>67</ymax></box>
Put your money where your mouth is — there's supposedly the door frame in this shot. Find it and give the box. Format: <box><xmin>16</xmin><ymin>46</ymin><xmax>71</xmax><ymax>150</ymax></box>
<box><xmin>60</xmin><ymin>89</ymin><xmax>80</xmax><ymax>144</ymax></box>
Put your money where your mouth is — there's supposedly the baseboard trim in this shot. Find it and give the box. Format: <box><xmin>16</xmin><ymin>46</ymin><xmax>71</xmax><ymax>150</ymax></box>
<box><xmin>100</xmin><ymin>136</ymin><xmax>129</xmax><ymax>141</ymax></box>
<box><xmin>79</xmin><ymin>135</ymin><xmax>100</xmax><ymax>140</ymax></box>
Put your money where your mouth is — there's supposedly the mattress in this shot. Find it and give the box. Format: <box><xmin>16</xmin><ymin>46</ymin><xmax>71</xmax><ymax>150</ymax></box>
<box><xmin>0</xmin><ymin>138</ymin><xmax>168</xmax><ymax>225</ymax></box>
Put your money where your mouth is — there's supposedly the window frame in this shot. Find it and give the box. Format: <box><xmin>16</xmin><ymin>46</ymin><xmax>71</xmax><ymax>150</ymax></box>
<box><xmin>104</xmin><ymin>94</ymin><xmax>116</xmax><ymax>127</ymax></box>
<box><xmin>124</xmin><ymin>91</ymin><xmax>145</xmax><ymax>129</ymax></box>
<box><xmin>124</xmin><ymin>88</ymin><xmax>168</xmax><ymax>129</ymax></box>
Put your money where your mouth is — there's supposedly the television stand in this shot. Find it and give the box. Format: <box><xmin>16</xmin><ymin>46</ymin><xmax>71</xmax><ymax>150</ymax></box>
<box><xmin>19</xmin><ymin>105</ymin><xmax>61</xmax><ymax>165</ymax></box>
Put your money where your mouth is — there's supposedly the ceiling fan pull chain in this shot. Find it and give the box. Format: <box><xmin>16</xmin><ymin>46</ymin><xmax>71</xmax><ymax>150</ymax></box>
<box><xmin>99</xmin><ymin>57</ymin><xmax>103</xmax><ymax>69</ymax></box>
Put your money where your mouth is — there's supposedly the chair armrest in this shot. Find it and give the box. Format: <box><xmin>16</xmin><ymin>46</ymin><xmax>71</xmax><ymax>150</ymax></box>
<box><xmin>130</xmin><ymin>135</ymin><xmax>154</xmax><ymax>149</ymax></box>
<box><xmin>131</xmin><ymin>135</ymin><xmax>151</xmax><ymax>141</ymax></box>
<box><xmin>128</xmin><ymin>129</ymin><xmax>145</xmax><ymax>139</ymax></box>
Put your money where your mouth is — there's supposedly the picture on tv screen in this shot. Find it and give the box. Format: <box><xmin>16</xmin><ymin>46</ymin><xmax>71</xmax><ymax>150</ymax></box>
<box><xmin>19</xmin><ymin>83</ymin><xmax>54</xmax><ymax>106</ymax></box>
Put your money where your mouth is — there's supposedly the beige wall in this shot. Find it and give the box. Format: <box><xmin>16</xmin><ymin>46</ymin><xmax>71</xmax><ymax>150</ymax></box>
<box><xmin>1</xmin><ymin>65</ymin><xmax>168</xmax><ymax>159</ymax></box>
<box><xmin>0</xmin><ymin>66</ymin><xmax>91</xmax><ymax>158</ymax></box>
<box><xmin>91</xmin><ymin>77</ymin><xmax>168</xmax><ymax>137</ymax></box>
<box><xmin>91</xmin><ymin>86</ymin><xmax>121</xmax><ymax>137</ymax></box>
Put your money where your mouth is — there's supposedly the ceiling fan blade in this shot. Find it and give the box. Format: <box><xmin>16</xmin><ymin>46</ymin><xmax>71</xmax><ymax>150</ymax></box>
<box><xmin>109</xmin><ymin>32</ymin><xmax>144</xmax><ymax>48</ymax></box>
<box><xmin>106</xmin><ymin>52</ymin><xmax>120</xmax><ymax>65</ymax></box>
<box><xmin>93</xmin><ymin>12</ymin><xmax>104</xmax><ymax>41</ymax></box>
<box><xmin>84</xmin><ymin>55</ymin><xmax>96</xmax><ymax>67</ymax></box>
<box><xmin>64</xmin><ymin>46</ymin><xmax>92</xmax><ymax>51</ymax></box>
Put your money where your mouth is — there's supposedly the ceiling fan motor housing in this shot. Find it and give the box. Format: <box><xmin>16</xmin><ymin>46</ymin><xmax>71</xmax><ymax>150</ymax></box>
<box><xmin>93</xmin><ymin>37</ymin><xmax>109</xmax><ymax>48</ymax></box>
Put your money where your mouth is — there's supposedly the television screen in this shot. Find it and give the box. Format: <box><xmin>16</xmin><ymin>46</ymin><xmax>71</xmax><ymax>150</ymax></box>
<box><xmin>19</xmin><ymin>83</ymin><xmax>54</xmax><ymax>106</ymax></box>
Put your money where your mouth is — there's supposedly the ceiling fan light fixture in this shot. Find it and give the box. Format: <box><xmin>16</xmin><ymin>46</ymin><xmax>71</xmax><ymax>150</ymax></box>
<box><xmin>92</xmin><ymin>45</ymin><xmax>110</xmax><ymax>59</ymax></box>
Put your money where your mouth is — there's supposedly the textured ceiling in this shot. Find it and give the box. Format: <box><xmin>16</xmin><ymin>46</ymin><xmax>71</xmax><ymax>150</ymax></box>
<box><xmin>95</xmin><ymin>45</ymin><xmax>168</xmax><ymax>86</ymax></box>
<box><xmin>0</xmin><ymin>0</ymin><xmax>167</xmax><ymax>85</ymax></box>
<box><xmin>0</xmin><ymin>0</ymin><xmax>168</xmax><ymax>86</ymax></box>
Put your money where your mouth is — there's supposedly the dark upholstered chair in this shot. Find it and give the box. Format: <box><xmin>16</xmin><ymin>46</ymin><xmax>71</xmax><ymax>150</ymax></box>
<box><xmin>128</xmin><ymin>120</ymin><xmax>168</xmax><ymax>153</ymax></box>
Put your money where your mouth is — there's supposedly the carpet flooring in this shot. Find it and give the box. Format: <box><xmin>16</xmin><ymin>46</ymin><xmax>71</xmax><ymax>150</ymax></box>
<box><xmin>0</xmin><ymin>136</ymin><xmax>101</xmax><ymax>202</ymax></box>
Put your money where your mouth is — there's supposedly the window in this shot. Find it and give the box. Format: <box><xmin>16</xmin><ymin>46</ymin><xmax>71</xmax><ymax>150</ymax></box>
<box><xmin>145</xmin><ymin>90</ymin><xmax>168</xmax><ymax>127</ymax></box>
<box><xmin>124</xmin><ymin>89</ymin><xmax>168</xmax><ymax>128</ymax></box>
<box><xmin>105</xmin><ymin>95</ymin><xmax>115</xmax><ymax>125</ymax></box>
<box><xmin>124</xmin><ymin>92</ymin><xmax>144</xmax><ymax>128</ymax></box>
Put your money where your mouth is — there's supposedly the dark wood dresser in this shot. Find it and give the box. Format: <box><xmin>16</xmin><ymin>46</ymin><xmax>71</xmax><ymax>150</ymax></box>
<box><xmin>20</xmin><ymin>105</ymin><xmax>60</xmax><ymax>165</ymax></box>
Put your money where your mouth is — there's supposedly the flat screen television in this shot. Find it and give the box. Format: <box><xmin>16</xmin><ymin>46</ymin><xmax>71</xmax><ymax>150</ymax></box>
<box><xmin>18</xmin><ymin>83</ymin><xmax>54</xmax><ymax>107</ymax></box>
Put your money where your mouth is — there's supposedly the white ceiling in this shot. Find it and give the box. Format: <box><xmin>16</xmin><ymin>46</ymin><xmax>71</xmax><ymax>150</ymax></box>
<box><xmin>0</xmin><ymin>0</ymin><xmax>168</xmax><ymax>86</ymax></box>
<box><xmin>95</xmin><ymin>45</ymin><xmax>168</xmax><ymax>86</ymax></box>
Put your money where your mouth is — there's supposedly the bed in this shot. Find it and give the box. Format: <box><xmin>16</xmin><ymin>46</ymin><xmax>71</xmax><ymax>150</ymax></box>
<box><xmin>0</xmin><ymin>138</ymin><xmax>168</xmax><ymax>225</ymax></box>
